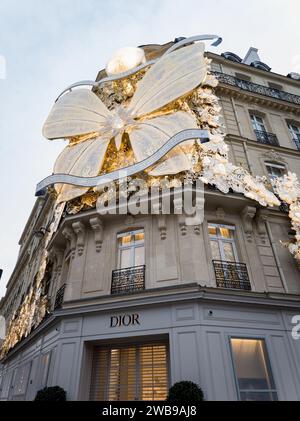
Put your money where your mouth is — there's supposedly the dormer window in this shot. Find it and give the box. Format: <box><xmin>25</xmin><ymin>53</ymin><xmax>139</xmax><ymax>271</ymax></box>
<box><xmin>221</xmin><ymin>52</ymin><xmax>242</xmax><ymax>63</ymax></box>
<box><xmin>250</xmin><ymin>61</ymin><xmax>271</xmax><ymax>72</ymax></box>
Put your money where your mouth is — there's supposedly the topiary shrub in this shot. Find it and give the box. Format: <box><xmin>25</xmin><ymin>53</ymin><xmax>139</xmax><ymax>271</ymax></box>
<box><xmin>167</xmin><ymin>381</ymin><xmax>204</xmax><ymax>403</ymax></box>
<box><xmin>34</xmin><ymin>386</ymin><xmax>67</xmax><ymax>401</ymax></box>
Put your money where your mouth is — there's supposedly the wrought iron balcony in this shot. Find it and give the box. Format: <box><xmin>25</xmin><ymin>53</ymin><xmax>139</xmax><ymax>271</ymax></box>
<box><xmin>293</xmin><ymin>139</ymin><xmax>300</xmax><ymax>151</ymax></box>
<box><xmin>213</xmin><ymin>72</ymin><xmax>300</xmax><ymax>107</ymax></box>
<box><xmin>212</xmin><ymin>260</ymin><xmax>251</xmax><ymax>291</ymax></box>
<box><xmin>54</xmin><ymin>284</ymin><xmax>66</xmax><ymax>310</ymax></box>
<box><xmin>254</xmin><ymin>130</ymin><xmax>279</xmax><ymax>146</ymax></box>
<box><xmin>111</xmin><ymin>265</ymin><xmax>145</xmax><ymax>295</ymax></box>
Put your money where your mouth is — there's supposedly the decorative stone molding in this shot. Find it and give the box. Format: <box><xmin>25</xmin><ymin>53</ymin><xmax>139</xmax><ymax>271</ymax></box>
<box><xmin>62</xmin><ymin>226</ymin><xmax>77</xmax><ymax>258</ymax></box>
<box><xmin>178</xmin><ymin>214</ymin><xmax>187</xmax><ymax>236</ymax></box>
<box><xmin>157</xmin><ymin>214</ymin><xmax>167</xmax><ymax>240</ymax></box>
<box><xmin>185</xmin><ymin>197</ymin><xmax>205</xmax><ymax>227</ymax></box>
<box><xmin>216</xmin><ymin>207</ymin><xmax>226</xmax><ymax>220</ymax></box>
<box><xmin>72</xmin><ymin>221</ymin><xmax>86</xmax><ymax>256</ymax></box>
<box><xmin>241</xmin><ymin>206</ymin><xmax>257</xmax><ymax>242</ymax></box>
<box><xmin>89</xmin><ymin>217</ymin><xmax>104</xmax><ymax>252</ymax></box>
<box><xmin>261</xmin><ymin>149</ymin><xmax>286</xmax><ymax>163</ymax></box>
<box><xmin>124</xmin><ymin>215</ymin><xmax>135</xmax><ymax>226</ymax></box>
<box><xmin>255</xmin><ymin>208</ymin><xmax>268</xmax><ymax>243</ymax></box>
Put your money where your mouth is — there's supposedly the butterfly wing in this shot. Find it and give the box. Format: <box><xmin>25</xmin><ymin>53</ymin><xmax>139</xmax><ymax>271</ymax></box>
<box><xmin>130</xmin><ymin>111</ymin><xmax>198</xmax><ymax>176</ymax></box>
<box><xmin>43</xmin><ymin>89</ymin><xmax>110</xmax><ymax>140</ymax></box>
<box><xmin>128</xmin><ymin>42</ymin><xmax>207</xmax><ymax>118</ymax></box>
<box><xmin>54</xmin><ymin>136</ymin><xmax>110</xmax><ymax>203</ymax></box>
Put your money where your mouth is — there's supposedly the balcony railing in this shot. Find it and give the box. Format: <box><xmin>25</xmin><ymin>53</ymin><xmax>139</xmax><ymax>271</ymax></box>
<box><xmin>254</xmin><ymin>130</ymin><xmax>279</xmax><ymax>146</ymax></box>
<box><xmin>292</xmin><ymin>139</ymin><xmax>300</xmax><ymax>151</ymax></box>
<box><xmin>54</xmin><ymin>284</ymin><xmax>66</xmax><ymax>310</ymax></box>
<box><xmin>212</xmin><ymin>260</ymin><xmax>251</xmax><ymax>291</ymax></box>
<box><xmin>213</xmin><ymin>72</ymin><xmax>300</xmax><ymax>107</ymax></box>
<box><xmin>111</xmin><ymin>265</ymin><xmax>145</xmax><ymax>295</ymax></box>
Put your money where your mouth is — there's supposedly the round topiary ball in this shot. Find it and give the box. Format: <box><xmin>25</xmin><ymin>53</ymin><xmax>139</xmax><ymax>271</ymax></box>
<box><xmin>167</xmin><ymin>381</ymin><xmax>204</xmax><ymax>403</ymax></box>
<box><xmin>34</xmin><ymin>386</ymin><xmax>67</xmax><ymax>401</ymax></box>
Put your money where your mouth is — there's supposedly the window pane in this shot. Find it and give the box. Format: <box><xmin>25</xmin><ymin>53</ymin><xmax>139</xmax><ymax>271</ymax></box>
<box><xmin>208</xmin><ymin>226</ymin><xmax>217</xmax><ymax>236</ymax></box>
<box><xmin>120</xmin><ymin>248</ymin><xmax>132</xmax><ymax>268</ymax></box>
<box><xmin>231</xmin><ymin>338</ymin><xmax>277</xmax><ymax>401</ymax></box>
<box><xmin>240</xmin><ymin>391</ymin><xmax>278</xmax><ymax>401</ymax></box>
<box><xmin>210</xmin><ymin>240</ymin><xmax>221</xmax><ymax>260</ymax></box>
<box><xmin>251</xmin><ymin>115</ymin><xmax>266</xmax><ymax>132</ymax></box>
<box><xmin>219</xmin><ymin>227</ymin><xmax>233</xmax><ymax>239</ymax></box>
<box><xmin>223</xmin><ymin>242</ymin><xmax>236</xmax><ymax>262</ymax></box>
<box><xmin>134</xmin><ymin>246</ymin><xmax>145</xmax><ymax>266</ymax></box>
<box><xmin>120</xmin><ymin>235</ymin><xmax>132</xmax><ymax>246</ymax></box>
<box><xmin>135</xmin><ymin>232</ymin><xmax>145</xmax><ymax>245</ymax></box>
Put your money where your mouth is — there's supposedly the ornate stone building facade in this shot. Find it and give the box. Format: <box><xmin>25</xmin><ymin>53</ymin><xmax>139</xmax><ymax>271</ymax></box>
<box><xmin>0</xmin><ymin>45</ymin><xmax>300</xmax><ymax>401</ymax></box>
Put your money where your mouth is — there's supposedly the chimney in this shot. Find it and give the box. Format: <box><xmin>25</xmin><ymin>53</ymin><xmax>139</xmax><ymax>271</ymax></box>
<box><xmin>242</xmin><ymin>47</ymin><xmax>261</xmax><ymax>65</ymax></box>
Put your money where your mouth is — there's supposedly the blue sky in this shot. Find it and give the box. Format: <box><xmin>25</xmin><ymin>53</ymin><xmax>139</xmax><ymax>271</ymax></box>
<box><xmin>0</xmin><ymin>0</ymin><xmax>299</xmax><ymax>297</ymax></box>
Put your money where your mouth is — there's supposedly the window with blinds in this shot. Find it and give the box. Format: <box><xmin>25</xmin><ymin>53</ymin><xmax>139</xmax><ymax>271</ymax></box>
<box><xmin>90</xmin><ymin>343</ymin><xmax>169</xmax><ymax>401</ymax></box>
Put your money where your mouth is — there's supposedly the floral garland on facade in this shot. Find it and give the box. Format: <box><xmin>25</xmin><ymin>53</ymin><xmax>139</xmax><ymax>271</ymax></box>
<box><xmin>2</xmin><ymin>48</ymin><xmax>298</xmax><ymax>359</ymax></box>
<box><xmin>273</xmin><ymin>172</ymin><xmax>300</xmax><ymax>260</ymax></box>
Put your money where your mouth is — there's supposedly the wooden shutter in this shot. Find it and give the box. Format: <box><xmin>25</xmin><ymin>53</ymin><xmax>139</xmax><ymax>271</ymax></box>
<box><xmin>90</xmin><ymin>343</ymin><xmax>168</xmax><ymax>401</ymax></box>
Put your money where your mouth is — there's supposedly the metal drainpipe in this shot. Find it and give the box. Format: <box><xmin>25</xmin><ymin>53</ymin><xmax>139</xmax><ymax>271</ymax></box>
<box><xmin>265</xmin><ymin>219</ymin><xmax>289</xmax><ymax>292</ymax></box>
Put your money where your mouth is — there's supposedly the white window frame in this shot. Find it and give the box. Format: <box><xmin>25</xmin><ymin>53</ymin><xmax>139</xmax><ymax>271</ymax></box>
<box><xmin>229</xmin><ymin>336</ymin><xmax>278</xmax><ymax>401</ymax></box>
<box><xmin>250</xmin><ymin>114</ymin><xmax>267</xmax><ymax>133</ymax></box>
<box><xmin>117</xmin><ymin>229</ymin><xmax>145</xmax><ymax>269</ymax></box>
<box><xmin>265</xmin><ymin>162</ymin><xmax>286</xmax><ymax>182</ymax></box>
<box><xmin>288</xmin><ymin>123</ymin><xmax>300</xmax><ymax>144</ymax></box>
<box><xmin>208</xmin><ymin>223</ymin><xmax>239</xmax><ymax>262</ymax></box>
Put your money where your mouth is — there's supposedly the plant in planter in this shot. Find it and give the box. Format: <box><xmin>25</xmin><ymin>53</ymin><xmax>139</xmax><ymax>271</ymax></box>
<box><xmin>34</xmin><ymin>386</ymin><xmax>67</xmax><ymax>401</ymax></box>
<box><xmin>167</xmin><ymin>381</ymin><xmax>204</xmax><ymax>403</ymax></box>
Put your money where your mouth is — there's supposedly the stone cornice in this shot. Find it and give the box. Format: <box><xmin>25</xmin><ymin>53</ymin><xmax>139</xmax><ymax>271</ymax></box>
<box><xmin>216</xmin><ymin>83</ymin><xmax>300</xmax><ymax>116</ymax></box>
<box><xmin>225</xmin><ymin>133</ymin><xmax>300</xmax><ymax>157</ymax></box>
<box><xmin>2</xmin><ymin>283</ymin><xmax>300</xmax><ymax>363</ymax></box>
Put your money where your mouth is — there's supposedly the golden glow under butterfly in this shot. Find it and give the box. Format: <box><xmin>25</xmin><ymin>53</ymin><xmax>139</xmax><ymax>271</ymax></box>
<box><xmin>43</xmin><ymin>42</ymin><xmax>208</xmax><ymax>203</ymax></box>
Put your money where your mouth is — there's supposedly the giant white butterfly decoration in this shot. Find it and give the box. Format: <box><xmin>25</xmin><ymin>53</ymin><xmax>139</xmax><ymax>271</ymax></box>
<box><xmin>43</xmin><ymin>42</ymin><xmax>208</xmax><ymax>202</ymax></box>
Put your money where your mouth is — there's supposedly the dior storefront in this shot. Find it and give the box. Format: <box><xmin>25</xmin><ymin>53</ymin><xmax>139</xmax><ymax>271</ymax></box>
<box><xmin>1</xmin><ymin>286</ymin><xmax>300</xmax><ymax>401</ymax></box>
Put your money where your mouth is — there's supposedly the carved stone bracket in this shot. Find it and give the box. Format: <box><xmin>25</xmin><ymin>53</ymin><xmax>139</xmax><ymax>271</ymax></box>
<box><xmin>90</xmin><ymin>216</ymin><xmax>104</xmax><ymax>252</ymax></box>
<box><xmin>62</xmin><ymin>226</ymin><xmax>77</xmax><ymax>258</ymax></box>
<box><xmin>185</xmin><ymin>196</ymin><xmax>205</xmax><ymax>231</ymax></box>
<box><xmin>157</xmin><ymin>214</ymin><xmax>167</xmax><ymax>240</ymax></box>
<box><xmin>255</xmin><ymin>208</ymin><xmax>269</xmax><ymax>243</ymax></box>
<box><xmin>261</xmin><ymin>149</ymin><xmax>286</xmax><ymax>163</ymax></box>
<box><xmin>48</xmin><ymin>246</ymin><xmax>64</xmax><ymax>272</ymax></box>
<box><xmin>178</xmin><ymin>214</ymin><xmax>187</xmax><ymax>236</ymax></box>
<box><xmin>72</xmin><ymin>221</ymin><xmax>86</xmax><ymax>256</ymax></box>
<box><xmin>241</xmin><ymin>206</ymin><xmax>257</xmax><ymax>242</ymax></box>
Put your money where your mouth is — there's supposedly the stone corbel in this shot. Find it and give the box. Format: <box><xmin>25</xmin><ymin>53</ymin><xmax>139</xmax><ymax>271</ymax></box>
<box><xmin>151</xmin><ymin>202</ymin><xmax>167</xmax><ymax>240</ymax></box>
<box><xmin>185</xmin><ymin>196</ymin><xmax>205</xmax><ymax>233</ymax></box>
<box><xmin>53</xmin><ymin>247</ymin><xmax>64</xmax><ymax>273</ymax></box>
<box><xmin>62</xmin><ymin>226</ymin><xmax>77</xmax><ymax>258</ymax></box>
<box><xmin>255</xmin><ymin>208</ymin><xmax>268</xmax><ymax>243</ymax></box>
<box><xmin>157</xmin><ymin>213</ymin><xmax>167</xmax><ymax>240</ymax></box>
<box><xmin>89</xmin><ymin>216</ymin><xmax>104</xmax><ymax>252</ymax></box>
<box><xmin>72</xmin><ymin>221</ymin><xmax>86</xmax><ymax>256</ymax></box>
<box><xmin>241</xmin><ymin>206</ymin><xmax>257</xmax><ymax>242</ymax></box>
<box><xmin>177</xmin><ymin>214</ymin><xmax>187</xmax><ymax>236</ymax></box>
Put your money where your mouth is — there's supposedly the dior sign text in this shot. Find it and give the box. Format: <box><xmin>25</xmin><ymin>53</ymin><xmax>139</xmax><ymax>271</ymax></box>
<box><xmin>110</xmin><ymin>314</ymin><xmax>140</xmax><ymax>328</ymax></box>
